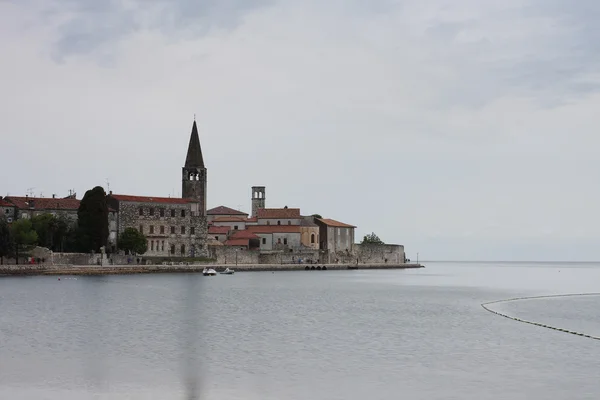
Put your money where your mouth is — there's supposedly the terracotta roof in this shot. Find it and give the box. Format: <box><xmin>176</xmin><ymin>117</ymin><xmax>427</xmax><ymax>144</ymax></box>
<box><xmin>4</xmin><ymin>196</ymin><xmax>80</xmax><ymax>211</ymax></box>
<box><xmin>208</xmin><ymin>226</ymin><xmax>230</xmax><ymax>234</ymax></box>
<box><xmin>230</xmin><ymin>230</ymin><xmax>260</xmax><ymax>240</ymax></box>
<box><xmin>246</xmin><ymin>225</ymin><xmax>301</xmax><ymax>234</ymax></box>
<box><xmin>0</xmin><ymin>199</ymin><xmax>14</xmax><ymax>207</ymax></box>
<box><xmin>212</xmin><ymin>216</ymin><xmax>247</xmax><ymax>222</ymax></box>
<box><xmin>257</xmin><ymin>208</ymin><xmax>301</xmax><ymax>219</ymax></box>
<box><xmin>109</xmin><ymin>194</ymin><xmax>191</xmax><ymax>204</ymax></box>
<box><xmin>207</xmin><ymin>205</ymin><xmax>248</xmax><ymax>216</ymax></box>
<box><xmin>245</xmin><ymin>217</ymin><xmax>258</xmax><ymax>223</ymax></box>
<box><xmin>316</xmin><ymin>218</ymin><xmax>356</xmax><ymax>228</ymax></box>
<box><xmin>224</xmin><ymin>238</ymin><xmax>249</xmax><ymax>247</ymax></box>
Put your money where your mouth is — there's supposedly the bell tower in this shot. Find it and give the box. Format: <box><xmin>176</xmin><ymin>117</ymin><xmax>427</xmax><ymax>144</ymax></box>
<box><xmin>182</xmin><ymin>119</ymin><xmax>207</xmax><ymax>215</ymax></box>
<box><xmin>251</xmin><ymin>186</ymin><xmax>265</xmax><ymax>217</ymax></box>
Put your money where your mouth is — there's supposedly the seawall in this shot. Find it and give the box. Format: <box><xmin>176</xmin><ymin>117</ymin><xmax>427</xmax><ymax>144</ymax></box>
<box><xmin>0</xmin><ymin>263</ymin><xmax>424</xmax><ymax>276</ymax></box>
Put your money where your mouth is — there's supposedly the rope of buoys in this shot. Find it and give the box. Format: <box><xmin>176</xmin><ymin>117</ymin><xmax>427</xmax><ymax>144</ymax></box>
<box><xmin>481</xmin><ymin>293</ymin><xmax>600</xmax><ymax>341</ymax></box>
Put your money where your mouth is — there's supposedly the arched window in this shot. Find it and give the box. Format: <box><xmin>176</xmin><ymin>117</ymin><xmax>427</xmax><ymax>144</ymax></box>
<box><xmin>311</xmin><ymin>233</ymin><xmax>315</xmax><ymax>244</ymax></box>
<box><xmin>181</xmin><ymin>244</ymin><xmax>186</xmax><ymax>255</ymax></box>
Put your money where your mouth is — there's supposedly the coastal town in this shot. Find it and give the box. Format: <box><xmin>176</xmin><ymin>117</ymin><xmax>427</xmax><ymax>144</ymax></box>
<box><xmin>0</xmin><ymin>120</ymin><xmax>411</xmax><ymax>270</ymax></box>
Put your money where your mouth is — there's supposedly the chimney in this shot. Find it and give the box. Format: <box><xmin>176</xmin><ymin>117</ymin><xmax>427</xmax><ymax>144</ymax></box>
<box><xmin>52</xmin><ymin>194</ymin><xmax>56</xmax><ymax>199</ymax></box>
<box><xmin>109</xmin><ymin>191</ymin><xmax>113</xmax><ymax>195</ymax></box>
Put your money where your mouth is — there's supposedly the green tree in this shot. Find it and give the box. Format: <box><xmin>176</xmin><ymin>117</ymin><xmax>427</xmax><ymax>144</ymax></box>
<box><xmin>118</xmin><ymin>228</ymin><xmax>147</xmax><ymax>255</ymax></box>
<box><xmin>31</xmin><ymin>213</ymin><xmax>59</xmax><ymax>250</ymax></box>
<box><xmin>361</xmin><ymin>232</ymin><xmax>384</xmax><ymax>245</ymax></box>
<box><xmin>311</xmin><ymin>214</ymin><xmax>323</xmax><ymax>219</ymax></box>
<box><xmin>10</xmin><ymin>219</ymin><xmax>38</xmax><ymax>264</ymax></box>
<box><xmin>0</xmin><ymin>217</ymin><xmax>10</xmax><ymax>265</ymax></box>
<box><xmin>77</xmin><ymin>186</ymin><xmax>109</xmax><ymax>252</ymax></box>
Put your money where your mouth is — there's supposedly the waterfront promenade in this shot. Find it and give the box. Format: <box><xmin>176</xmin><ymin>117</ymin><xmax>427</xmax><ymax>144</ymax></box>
<box><xmin>0</xmin><ymin>263</ymin><xmax>424</xmax><ymax>276</ymax></box>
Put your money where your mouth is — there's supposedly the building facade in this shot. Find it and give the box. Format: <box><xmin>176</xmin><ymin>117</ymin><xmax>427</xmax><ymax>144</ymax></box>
<box><xmin>107</xmin><ymin>120</ymin><xmax>209</xmax><ymax>257</ymax></box>
<box><xmin>0</xmin><ymin>199</ymin><xmax>16</xmax><ymax>223</ymax></box>
<box><xmin>3</xmin><ymin>195</ymin><xmax>80</xmax><ymax>222</ymax></box>
<box><xmin>315</xmin><ymin>218</ymin><xmax>356</xmax><ymax>253</ymax></box>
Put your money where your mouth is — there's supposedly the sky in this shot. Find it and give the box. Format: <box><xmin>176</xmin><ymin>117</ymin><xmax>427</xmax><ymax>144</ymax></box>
<box><xmin>1</xmin><ymin>0</ymin><xmax>600</xmax><ymax>261</ymax></box>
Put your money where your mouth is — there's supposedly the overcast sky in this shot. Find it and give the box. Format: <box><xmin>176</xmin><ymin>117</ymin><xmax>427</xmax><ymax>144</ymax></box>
<box><xmin>1</xmin><ymin>0</ymin><xmax>599</xmax><ymax>261</ymax></box>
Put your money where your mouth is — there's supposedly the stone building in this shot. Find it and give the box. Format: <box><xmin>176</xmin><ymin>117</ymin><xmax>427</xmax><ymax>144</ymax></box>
<box><xmin>315</xmin><ymin>218</ymin><xmax>356</xmax><ymax>253</ymax></box>
<box><xmin>300</xmin><ymin>216</ymin><xmax>319</xmax><ymax>250</ymax></box>
<box><xmin>0</xmin><ymin>199</ymin><xmax>16</xmax><ymax>223</ymax></box>
<box><xmin>251</xmin><ymin>186</ymin><xmax>266</xmax><ymax>217</ymax></box>
<box><xmin>3</xmin><ymin>195</ymin><xmax>80</xmax><ymax>221</ymax></box>
<box><xmin>106</xmin><ymin>120</ymin><xmax>209</xmax><ymax>257</ymax></box>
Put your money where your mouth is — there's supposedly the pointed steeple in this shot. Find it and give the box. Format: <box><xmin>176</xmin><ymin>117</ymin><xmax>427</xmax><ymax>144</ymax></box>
<box><xmin>184</xmin><ymin>120</ymin><xmax>205</xmax><ymax>168</ymax></box>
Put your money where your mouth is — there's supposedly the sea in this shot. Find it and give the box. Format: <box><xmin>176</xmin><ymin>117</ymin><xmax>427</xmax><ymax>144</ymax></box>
<box><xmin>1</xmin><ymin>261</ymin><xmax>599</xmax><ymax>400</ymax></box>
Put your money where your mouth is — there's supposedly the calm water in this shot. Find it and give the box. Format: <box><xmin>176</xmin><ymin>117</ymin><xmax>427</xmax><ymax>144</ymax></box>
<box><xmin>1</xmin><ymin>262</ymin><xmax>600</xmax><ymax>399</ymax></box>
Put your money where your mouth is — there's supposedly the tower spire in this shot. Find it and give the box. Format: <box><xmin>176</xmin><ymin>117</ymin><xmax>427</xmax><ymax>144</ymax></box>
<box><xmin>184</xmin><ymin>120</ymin><xmax>204</xmax><ymax>168</ymax></box>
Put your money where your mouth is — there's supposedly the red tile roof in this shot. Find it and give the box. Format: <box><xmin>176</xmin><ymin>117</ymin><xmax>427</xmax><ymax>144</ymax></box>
<box><xmin>208</xmin><ymin>226</ymin><xmax>230</xmax><ymax>234</ymax></box>
<box><xmin>230</xmin><ymin>230</ymin><xmax>260</xmax><ymax>240</ymax></box>
<box><xmin>0</xmin><ymin>199</ymin><xmax>14</xmax><ymax>207</ymax></box>
<box><xmin>317</xmin><ymin>218</ymin><xmax>356</xmax><ymax>228</ymax></box>
<box><xmin>4</xmin><ymin>196</ymin><xmax>80</xmax><ymax>211</ymax></box>
<box><xmin>109</xmin><ymin>194</ymin><xmax>191</xmax><ymax>204</ymax></box>
<box><xmin>245</xmin><ymin>217</ymin><xmax>258</xmax><ymax>223</ymax></box>
<box><xmin>212</xmin><ymin>216</ymin><xmax>247</xmax><ymax>222</ymax></box>
<box><xmin>207</xmin><ymin>206</ymin><xmax>248</xmax><ymax>216</ymax></box>
<box><xmin>246</xmin><ymin>225</ymin><xmax>301</xmax><ymax>234</ymax></box>
<box><xmin>224</xmin><ymin>238</ymin><xmax>249</xmax><ymax>247</ymax></box>
<box><xmin>257</xmin><ymin>208</ymin><xmax>301</xmax><ymax>219</ymax></box>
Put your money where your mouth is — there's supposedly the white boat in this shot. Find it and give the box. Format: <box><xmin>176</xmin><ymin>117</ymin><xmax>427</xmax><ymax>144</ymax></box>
<box><xmin>220</xmin><ymin>268</ymin><xmax>235</xmax><ymax>275</ymax></box>
<box><xmin>202</xmin><ymin>268</ymin><xmax>217</xmax><ymax>276</ymax></box>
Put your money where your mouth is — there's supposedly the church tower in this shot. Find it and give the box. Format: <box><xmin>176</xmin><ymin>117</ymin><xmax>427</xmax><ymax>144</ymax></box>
<box><xmin>182</xmin><ymin>119</ymin><xmax>207</xmax><ymax>216</ymax></box>
<box><xmin>251</xmin><ymin>186</ymin><xmax>266</xmax><ymax>217</ymax></box>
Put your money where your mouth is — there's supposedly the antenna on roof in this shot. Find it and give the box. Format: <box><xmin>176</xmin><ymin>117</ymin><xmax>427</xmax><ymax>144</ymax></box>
<box><xmin>106</xmin><ymin>178</ymin><xmax>110</xmax><ymax>193</ymax></box>
<box><xmin>27</xmin><ymin>188</ymin><xmax>35</xmax><ymax>197</ymax></box>
<box><xmin>194</xmin><ymin>113</ymin><xmax>196</xmax><ymax>121</ymax></box>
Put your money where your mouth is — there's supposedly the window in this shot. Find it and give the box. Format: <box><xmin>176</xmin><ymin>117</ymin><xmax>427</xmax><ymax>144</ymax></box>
<box><xmin>161</xmin><ymin>241</ymin><xmax>165</xmax><ymax>251</ymax></box>
<box><xmin>171</xmin><ymin>209</ymin><xmax>176</xmax><ymax>217</ymax></box>
<box><xmin>181</xmin><ymin>209</ymin><xmax>186</xmax><ymax>217</ymax></box>
<box><xmin>181</xmin><ymin>244</ymin><xmax>186</xmax><ymax>255</ymax></box>
<box><xmin>190</xmin><ymin>227</ymin><xmax>195</xmax><ymax>235</ymax></box>
<box><xmin>262</xmin><ymin>238</ymin><xmax>266</xmax><ymax>245</ymax></box>
<box><xmin>139</xmin><ymin>225</ymin><xmax>143</xmax><ymax>233</ymax></box>
<box><xmin>149</xmin><ymin>208</ymin><xmax>154</xmax><ymax>216</ymax></box>
<box><xmin>277</xmin><ymin>238</ymin><xmax>281</xmax><ymax>244</ymax></box>
<box><xmin>288</xmin><ymin>221</ymin><xmax>291</xmax><ymax>225</ymax></box>
<box><xmin>181</xmin><ymin>226</ymin><xmax>186</xmax><ymax>234</ymax></box>
<box><xmin>160</xmin><ymin>226</ymin><xmax>165</xmax><ymax>234</ymax></box>
<box><xmin>171</xmin><ymin>226</ymin><xmax>175</xmax><ymax>234</ymax></box>
<box><xmin>266</xmin><ymin>221</ymin><xmax>270</xmax><ymax>225</ymax></box>
<box><xmin>170</xmin><ymin>244</ymin><xmax>175</xmax><ymax>254</ymax></box>
<box><xmin>311</xmin><ymin>233</ymin><xmax>315</xmax><ymax>244</ymax></box>
<box><xmin>149</xmin><ymin>225</ymin><xmax>154</xmax><ymax>234</ymax></box>
<box><xmin>284</xmin><ymin>238</ymin><xmax>288</xmax><ymax>245</ymax></box>
<box><xmin>151</xmin><ymin>241</ymin><xmax>154</xmax><ymax>251</ymax></box>
<box><xmin>234</xmin><ymin>225</ymin><xmax>238</xmax><ymax>230</ymax></box>
<box><xmin>277</xmin><ymin>220</ymin><xmax>281</xmax><ymax>225</ymax></box>
<box><xmin>215</xmin><ymin>236</ymin><xmax>219</xmax><ymax>240</ymax></box>
<box><xmin>159</xmin><ymin>208</ymin><xmax>165</xmax><ymax>217</ymax></box>
<box><xmin>139</xmin><ymin>207</ymin><xmax>144</xmax><ymax>216</ymax></box>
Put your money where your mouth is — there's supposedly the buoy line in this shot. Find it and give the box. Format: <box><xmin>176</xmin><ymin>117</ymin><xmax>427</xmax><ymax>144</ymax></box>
<box><xmin>481</xmin><ymin>293</ymin><xmax>600</xmax><ymax>341</ymax></box>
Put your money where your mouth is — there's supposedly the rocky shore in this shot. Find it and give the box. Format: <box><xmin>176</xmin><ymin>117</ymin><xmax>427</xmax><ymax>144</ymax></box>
<box><xmin>0</xmin><ymin>263</ymin><xmax>424</xmax><ymax>276</ymax></box>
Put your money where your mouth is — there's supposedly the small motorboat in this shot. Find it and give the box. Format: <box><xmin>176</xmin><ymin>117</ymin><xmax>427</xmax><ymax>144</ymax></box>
<box><xmin>220</xmin><ymin>268</ymin><xmax>235</xmax><ymax>275</ymax></box>
<box><xmin>202</xmin><ymin>268</ymin><xmax>217</xmax><ymax>276</ymax></box>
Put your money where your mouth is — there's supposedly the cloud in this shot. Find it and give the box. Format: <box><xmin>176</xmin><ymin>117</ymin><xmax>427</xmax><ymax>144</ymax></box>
<box><xmin>1</xmin><ymin>0</ymin><xmax>600</xmax><ymax>260</ymax></box>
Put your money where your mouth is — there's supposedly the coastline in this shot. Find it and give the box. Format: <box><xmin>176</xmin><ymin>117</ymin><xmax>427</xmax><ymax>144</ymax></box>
<box><xmin>0</xmin><ymin>263</ymin><xmax>424</xmax><ymax>276</ymax></box>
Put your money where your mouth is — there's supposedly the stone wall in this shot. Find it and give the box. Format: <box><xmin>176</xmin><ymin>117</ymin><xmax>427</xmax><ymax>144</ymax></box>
<box><xmin>258</xmin><ymin>250</ymin><xmax>320</xmax><ymax>264</ymax></box>
<box><xmin>111</xmin><ymin>199</ymin><xmax>208</xmax><ymax>258</ymax></box>
<box><xmin>209</xmin><ymin>247</ymin><xmax>260</xmax><ymax>264</ymax></box>
<box><xmin>330</xmin><ymin>243</ymin><xmax>405</xmax><ymax>264</ymax></box>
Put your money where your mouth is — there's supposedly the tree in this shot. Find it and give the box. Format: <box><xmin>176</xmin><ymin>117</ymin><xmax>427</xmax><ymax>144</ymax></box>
<box><xmin>361</xmin><ymin>232</ymin><xmax>384</xmax><ymax>245</ymax></box>
<box><xmin>118</xmin><ymin>228</ymin><xmax>147</xmax><ymax>255</ymax></box>
<box><xmin>0</xmin><ymin>217</ymin><xmax>10</xmax><ymax>265</ymax></box>
<box><xmin>311</xmin><ymin>214</ymin><xmax>323</xmax><ymax>219</ymax></box>
<box><xmin>77</xmin><ymin>186</ymin><xmax>109</xmax><ymax>252</ymax></box>
<box><xmin>10</xmin><ymin>219</ymin><xmax>38</xmax><ymax>264</ymax></box>
<box><xmin>31</xmin><ymin>213</ymin><xmax>59</xmax><ymax>250</ymax></box>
